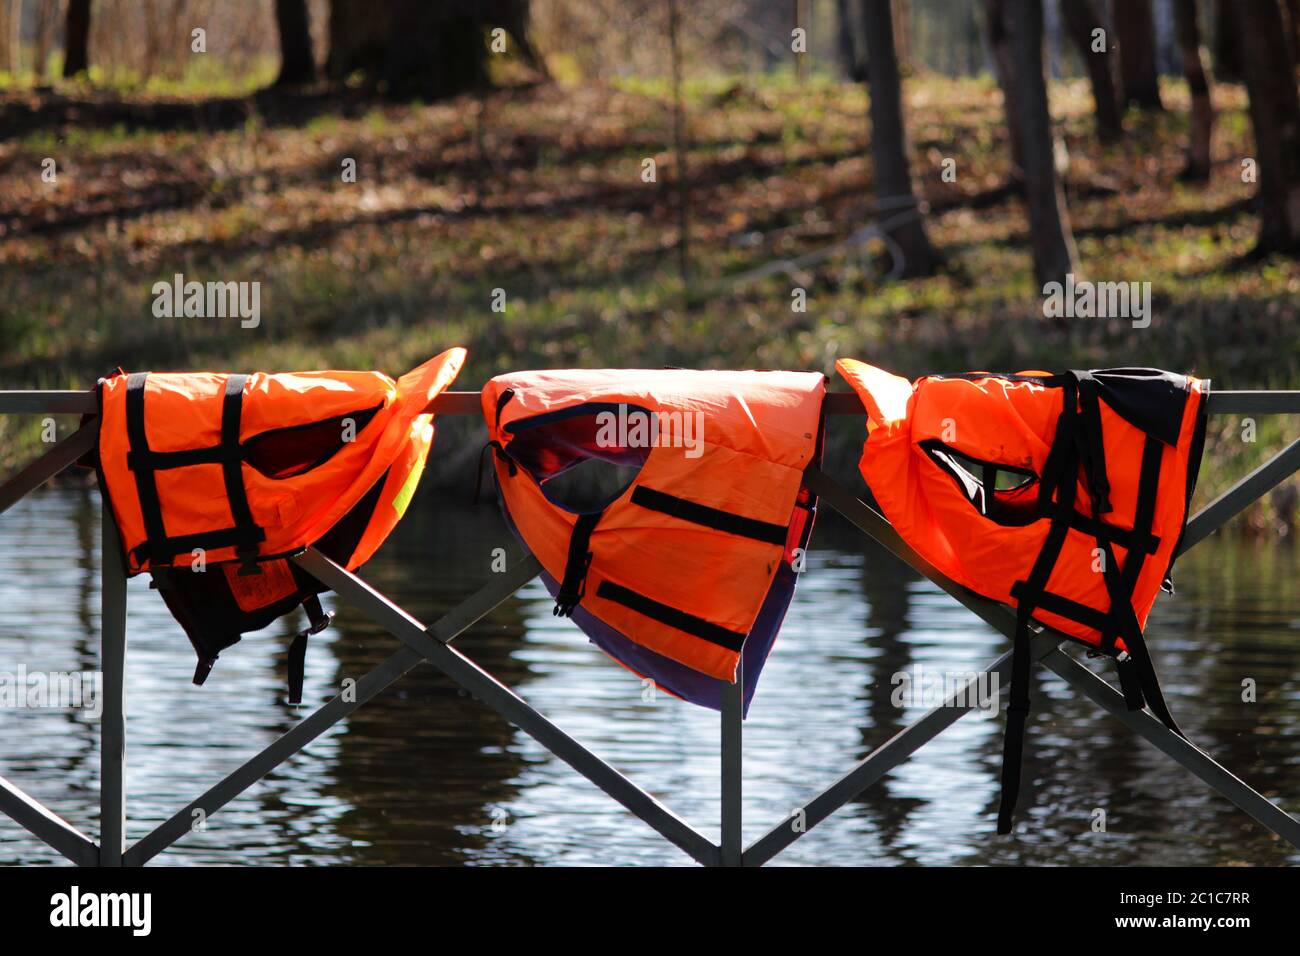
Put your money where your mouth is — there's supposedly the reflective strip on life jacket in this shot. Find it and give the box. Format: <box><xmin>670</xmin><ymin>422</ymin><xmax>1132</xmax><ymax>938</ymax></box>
<box><xmin>483</xmin><ymin>369</ymin><xmax>825</xmax><ymax>712</ymax></box>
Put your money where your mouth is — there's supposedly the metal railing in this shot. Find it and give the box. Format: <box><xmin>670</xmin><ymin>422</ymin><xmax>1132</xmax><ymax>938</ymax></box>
<box><xmin>2</xmin><ymin>386</ymin><xmax>1299</xmax><ymax>866</ymax></box>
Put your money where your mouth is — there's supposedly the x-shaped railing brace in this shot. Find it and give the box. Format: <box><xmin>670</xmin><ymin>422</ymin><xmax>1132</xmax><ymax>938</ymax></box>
<box><xmin>1</xmin><ymin>389</ymin><xmax>1299</xmax><ymax>866</ymax></box>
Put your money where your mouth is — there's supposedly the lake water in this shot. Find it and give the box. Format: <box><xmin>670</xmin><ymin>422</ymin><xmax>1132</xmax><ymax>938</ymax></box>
<box><xmin>1</xmin><ymin>487</ymin><xmax>1297</xmax><ymax>866</ymax></box>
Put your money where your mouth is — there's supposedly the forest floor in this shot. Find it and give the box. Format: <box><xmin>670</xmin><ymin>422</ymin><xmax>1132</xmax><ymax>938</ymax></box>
<box><xmin>1</xmin><ymin>74</ymin><xmax>1298</xmax><ymax>526</ymax></box>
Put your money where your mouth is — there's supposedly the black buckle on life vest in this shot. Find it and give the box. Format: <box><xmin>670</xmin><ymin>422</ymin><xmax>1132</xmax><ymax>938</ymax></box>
<box><xmin>490</xmin><ymin>440</ymin><xmax>517</xmax><ymax>476</ymax></box>
<box><xmin>193</xmin><ymin>654</ymin><xmax>217</xmax><ymax>686</ymax></box>
<box><xmin>236</xmin><ymin>545</ymin><xmax>262</xmax><ymax>577</ymax></box>
<box><xmin>287</xmin><ymin>596</ymin><xmax>334</xmax><ymax>705</ymax></box>
<box><xmin>553</xmin><ymin>550</ymin><xmax>593</xmax><ymax>617</ymax></box>
<box><xmin>554</xmin><ymin>510</ymin><xmax>602</xmax><ymax>618</ymax></box>
<box><xmin>1089</xmin><ymin>473</ymin><xmax>1112</xmax><ymax>515</ymax></box>
<box><xmin>474</xmin><ymin>441</ymin><xmax>517</xmax><ymax>504</ymax></box>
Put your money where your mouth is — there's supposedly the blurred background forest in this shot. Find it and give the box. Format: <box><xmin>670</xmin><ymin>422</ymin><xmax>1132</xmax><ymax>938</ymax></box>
<box><xmin>1</xmin><ymin>0</ymin><xmax>1299</xmax><ymax>527</ymax></box>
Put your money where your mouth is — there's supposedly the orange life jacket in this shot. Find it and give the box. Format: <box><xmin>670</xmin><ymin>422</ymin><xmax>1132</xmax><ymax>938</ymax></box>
<box><xmin>95</xmin><ymin>348</ymin><xmax>466</xmax><ymax>698</ymax></box>
<box><xmin>483</xmin><ymin>369</ymin><xmax>825</xmax><ymax>712</ymax></box>
<box><xmin>836</xmin><ymin>360</ymin><xmax>1208</xmax><ymax>831</ymax></box>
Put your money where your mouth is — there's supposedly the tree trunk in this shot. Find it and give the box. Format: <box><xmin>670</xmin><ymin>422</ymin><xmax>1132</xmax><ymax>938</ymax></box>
<box><xmin>274</xmin><ymin>0</ymin><xmax>317</xmax><ymax>86</ymax></box>
<box><xmin>329</xmin><ymin>0</ymin><xmax>531</xmax><ymax>100</ymax></box>
<box><xmin>1172</xmin><ymin>0</ymin><xmax>1213</xmax><ymax>181</ymax></box>
<box><xmin>837</xmin><ymin>0</ymin><xmax>863</xmax><ymax>81</ymax></box>
<box><xmin>1285</xmin><ymin>0</ymin><xmax>1300</xmax><ymax>71</ymax></box>
<box><xmin>141</xmin><ymin>0</ymin><xmax>161</xmax><ymax>81</ymax></box>
<box><xmin>1238</xmin><ymin>0</ymin><xmax>1300</xmax><ymax>255</ymax></box>
<box><xmin>0</xmin><ymin>0</ymin><xmax>26</xmax><ymax>76</ymax></box>
<box><xmin>35</xmin><ymin>0</ymin><xmax>55</xmax><ymax>80</ymax></box>
<box><xmin>1008</xmin><ymin>0</ymin><xmax>1078</xmax><ymax>286</ymax></box>
<box><xmin>9</xmin><ymin>0</ymin><xmax>18</xmax><ymax>77</ymax></box>
<box><xmin>891</xmin><ymin>0</ymin><xmax>911</xmax><ymax>74</ymax></box>
<box><xmin>327</xmin><ymin>0</ymin><xmax>391</xmax><ymax>81</ymax></box>
<box><xmin>384</xmin><ymin>0</ymin><xmax>489</xmax><ymax>100</ymax></box>
<box><xmin>985</xmin><ymin>0</ymin><xmax>1025</xmax><ymax>180</ymax></box>
<box><xmin>1060</xmin><ymin>0</ymin><xmax>1123</xmax><ymax>142</ymax></box>
<box><xmin>1212</xmin><ymin>0</ymin><xmax>1241</xmax><ymax>82</ymax></box>
<box><xmin>861</xmin><ymin>0</ymin><xmax>939</xmax><ymax>278</ymax></box>
<box><xmin>0</xmin><ymin>1</ymin><xmax>13</xmax><ymax>76</ymax></box>
<box><xmin>64</xmin><ymin>0</ymin><xmax>93</xmax><ymax>78</ymax></box>
<box><xmin>1114</xmin><ymin>0</ymin><xmax>1163</xmax><ymax>110</ymax></box>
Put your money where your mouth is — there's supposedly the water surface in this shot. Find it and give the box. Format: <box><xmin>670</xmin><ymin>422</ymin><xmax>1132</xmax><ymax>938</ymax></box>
<box><xmin>1</xmin><ymin>487</ymin><xmax>1297</xmax><ymax>866</ymax></box>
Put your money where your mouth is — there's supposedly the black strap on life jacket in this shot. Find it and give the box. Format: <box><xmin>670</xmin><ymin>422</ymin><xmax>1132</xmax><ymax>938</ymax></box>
<box><xmin>997</xmin><ymin>371</ymin><xmax>1185</xmax><ymax>834</ymax></box>
<box><xmin>125</xmin><ymin>372</ymin><xmax>266</xmax><ymax>578</ymax></box>
<box><xmin>221</xmin><ymin>374</ymin><xmax>263</xmax><ymax>576</ymax></box>
<box><xmin>474</xmin><ymin>440</ymin><xmax>516</xmax><ymax>504</ymax></box>
<box><xmin>595</xmin><ymin>580</ymin><xmax>748</xmax><ymax>651</ymax></box>
<box><xmin>554</xmin><ymin>511</ymin><xmax>601</xmax><ymax>617</ymax></box>
<box><xmin>125</xmin><ymin>373</ymin><xmax>171</xmax><ymax>583</ymax></box>
<box><xmin>192</xmin><ymin>651</ymin><xmax>221</xmax><ymax>686</ymax></box>
<box><xmin>629</xmin><ymin>486</ymin><xmax>789</xmax><ymax>545</ymax></box>
<box><xmin>997</xmin><ymin>377</ymin><xmax>1080</xmax><ymax>834</ymax></box>
<box><xmin>1077</xmin><ymin>373</ymin><xmax>1180</xmax><ymax>734</ymax></box>
<box><xmin>287</xmin><ymin>594</ymin><xmax>333</xmax><ymax>704</ymax></box>
<box><xmin>551</xmin><ymin>484</ymin><xmax>795</xmax><ymax>619</ymax></box>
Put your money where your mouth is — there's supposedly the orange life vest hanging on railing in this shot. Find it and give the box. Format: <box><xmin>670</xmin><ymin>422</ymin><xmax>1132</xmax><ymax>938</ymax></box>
<box><xmin>482</xmin><ymin>369</ymin><xmax>826</xmax><ymax>712</ymax></box>
<box><xmin>95</xmin><ymin>347</ymin><xmax>466</xmax><ymax>700</ymax></box>
<box><xmin>836</xmin><ymin>360</ymin><xmax>1209</xmax><ymax>832</ymax></box>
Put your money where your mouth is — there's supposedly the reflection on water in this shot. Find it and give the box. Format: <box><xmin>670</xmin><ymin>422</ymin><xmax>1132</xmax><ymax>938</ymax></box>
<box><xmin>1</xmin><ymin>486</ymin><xmax>1297</xmax><ymax>866</ymax></box>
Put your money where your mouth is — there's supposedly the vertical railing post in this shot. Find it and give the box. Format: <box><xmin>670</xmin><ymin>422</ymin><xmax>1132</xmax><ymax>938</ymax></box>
<box><xmin>720</xmin><ymin>654</ymin><xmax>743</xmax><ymax>866</ymax></box>
<box><xmin>100</xmin><ymin>507</ymin><xmax>127</xmax><ymax>866</ymax></box>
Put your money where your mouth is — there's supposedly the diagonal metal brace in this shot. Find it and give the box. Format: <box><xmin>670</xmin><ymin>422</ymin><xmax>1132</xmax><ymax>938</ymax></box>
<box><xmin>745</xmin><ymin>638</ymin><xmax>1060</xmax><ymax>866</ymax></box>
<box><xmin>1179</xmin><ymin>434</ymin><xmax>1300</xmax><ymax>555</ymax></box>
<box><xmin>0</xmin><ymin>772</ymin><xmax>99</xmax><ymax>866</ymax></box>
<box><xmin>122</xmin><ymin>554</ymin><xmax>543</xmax><ymax>866</ymax></box>
<box><xmin>296</xmin><ymin>548</ymin><xmax>721</xmax><ymax>866</ymax></box>
<box><xmin>0</xmin><ymin>420</ymin><xmax>99</xmax><ymax>518</ymax></box>
<box><xmin>797</xmin><ymin>467</ymin><xmax>1300</xmax><ymax>855</ymax></box>
<box><xmin>1040</xmin><ymin>648</ymin><xmax>1300</xmax><ymax>848</ymax></box>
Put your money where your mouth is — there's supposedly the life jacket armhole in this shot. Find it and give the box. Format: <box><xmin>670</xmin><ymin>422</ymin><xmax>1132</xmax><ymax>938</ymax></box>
<box><xmin>243</xmin><ymin>403</ymin><xmax>384</xmax><ymax>480</ymax></box>
<box><xmin>918</xmin><ymin>439</ymin><xmax>1042</xmax><ymax>527</ymax></box>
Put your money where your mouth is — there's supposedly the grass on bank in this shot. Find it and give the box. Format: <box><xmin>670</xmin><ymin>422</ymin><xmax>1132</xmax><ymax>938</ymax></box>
<box><xmin>0</xmin><ymin>74</ymin><xmax>1297</xmax><ymax>527</ymax></box>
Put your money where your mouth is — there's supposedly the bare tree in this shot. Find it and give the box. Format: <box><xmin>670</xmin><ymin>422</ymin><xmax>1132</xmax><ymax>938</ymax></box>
<box><xmin>329</xmin><ymin>0</ymin><xmax>536</xmax><ymax>99</ymax></box>
<box><xmin>1238</xmin><ymin>0</ymin><xmax>1300</xmax><ymax>255</ymax></box>
<box><xmin>0</xmin><ymin>0</ymin><xmax>20</xmax><ymax>75</ymax></box>
<box><xmin>384</xmin><ymin>0</ymin><xmax>488</xmax><ymax>100</ymax></box>
<box><xmin>668</xmin><ymin>0</ymin><xmax>690</xmax><ymax>284</ymax></box>
<box><xmin>1172</xmin><ymin>0</ymin><xmax>1212</xmax><ymax>181</ymax></box>
<box><xmin>861</xmin><ymin>0</ymin><xmax>940</xmax><ymax>277</ymax></box>
<box><xmin>142</xmin><ymin>0</ymin><xmax>162</xmax><ymax>81</ymax></box>
<box><xmin>327</xmin><ymin>0</ymin><xmax>392</xmax><ymax>81</ymax></box>
<box><xmin>1061</xmin><ymin>0</ymin><xmax>1122</xmax><ymax>142</ymax></box>
<box><xmin>1009</xmin><ymin>0</ymin><xmax>1077</xmax><ymax>286</ymax></box>
<box><xmin>1212</xmin><ymin>0</ymin><xmax>1241</xmax><ymax>82</ymax></box>
<box><xmin>891</xmin><ymin>0</ymin><xmax>910</xmax><ymax>73</ymax></box>
<box><xmin>274</xmin><ymin>0</ymin><xmax>317</xmax><ymax>86</ymax></box>
<box><xmin>836</xmin><ymin>0</ymin><xmax>864</xmax><ymax>80</ymax></box>
<box><xmin>1114</xmin><ymin>0</ymin><xmax>1163</xmax><ymax>110</ymax></box>
<box><xmin>34</xmin><ymin>0</ymin><xmax>56</xmax><ymax>80</ymax></box>
<box><xmin>64</xmin><ymin>0</ymin><xmax>93</xmax><ymax>78</ymax></box>
<box><xmin>1286</xmin><ymin>0</ymin><xmax>1300</xmax><ymax>70</ymax></box>
<box><xmin>985</xmin><ymin>0</ymin><xmax>1025</xmax><ymax>179</ymax></box>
